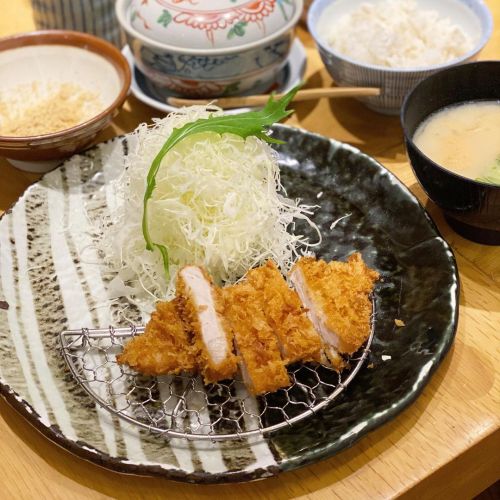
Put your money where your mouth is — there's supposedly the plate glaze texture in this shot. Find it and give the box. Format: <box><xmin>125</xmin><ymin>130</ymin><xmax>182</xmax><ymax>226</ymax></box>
<box><xmin>0</xmin><ymin>124</ymin><xmax>459</xmax><ymax>483</ymax></box>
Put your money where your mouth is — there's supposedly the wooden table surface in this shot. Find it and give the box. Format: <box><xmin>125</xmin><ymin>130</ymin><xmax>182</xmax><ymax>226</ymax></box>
<box><xmin>0</xmin><ymin>1</ymin><xmax>499</xmax><ymax>498</ymax></box>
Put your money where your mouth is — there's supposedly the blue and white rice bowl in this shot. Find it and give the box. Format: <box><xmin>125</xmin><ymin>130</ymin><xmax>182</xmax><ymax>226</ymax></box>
<box><xmin>307</xmin><ymin>0</ymin><xmax>493</xmax><ymax>115</ymax></box>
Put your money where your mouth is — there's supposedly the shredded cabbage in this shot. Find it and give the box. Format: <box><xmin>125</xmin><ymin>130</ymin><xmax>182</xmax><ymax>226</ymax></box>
<box><xmin>97</xmin><ymin>106</ymin><xmax>320</xmax><ymax>312</ymax></box>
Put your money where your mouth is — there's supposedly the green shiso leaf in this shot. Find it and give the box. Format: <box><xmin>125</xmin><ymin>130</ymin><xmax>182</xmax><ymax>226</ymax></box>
<box><xmin>142</xmin><ymin>84</ymin><xmax>301</xmax><ymax>279</ymax></box>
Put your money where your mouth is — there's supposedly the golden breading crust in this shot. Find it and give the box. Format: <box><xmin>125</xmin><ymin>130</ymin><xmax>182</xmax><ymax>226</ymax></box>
<box><xmin>244</xmin><ymin>261</ymin><xmax>322</xmax><ymax>364</ymax></box>
<box><xmin>222</xmin><ymin>282</ymin><xmax>290</xmax><ymax>395</ymax></box>
<box><xmin>176</xmin><ymin>266</ymin><xmax>238</xmax><ymax>384</ymax></box>
<box><xmin>116</xmin><ymin>299</ymin><xmax>196</xmax><ymax>375</ymax></box>
<box><xmin>322</xmin><ymin>346</ymin><xmax>346</xmax><ymax>372</ymax></box>
<box><xmin>292</xmin><ymin>253</ymin><xmax>379</xmax><ymax>355</ymax></box>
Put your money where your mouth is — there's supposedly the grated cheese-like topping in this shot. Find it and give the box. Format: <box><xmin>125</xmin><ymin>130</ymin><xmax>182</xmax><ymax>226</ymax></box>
<box><xmin>0</xmin><ymin>81</ymin><xmax>102</xmax><ymax>136</ymax></box>
<box><xmin>326</xmin><ymin>0</ymin><xmax>475</xmax><ymax>68</ymax></box>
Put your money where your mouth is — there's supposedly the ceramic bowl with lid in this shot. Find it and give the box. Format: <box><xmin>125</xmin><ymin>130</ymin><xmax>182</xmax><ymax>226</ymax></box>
<box><xmin>116</xmin><ymin>0</ymin><xmax>303</xmax><ymax>97</ymax></box>
<box><xmin>401</xmin><ymin>61</ymin><xmax>500</xmax><ymax>245</ymax></box>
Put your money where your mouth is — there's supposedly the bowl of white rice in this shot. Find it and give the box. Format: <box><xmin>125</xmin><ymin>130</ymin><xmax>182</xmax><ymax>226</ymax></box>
<box><xmin>307</xmin><ymin>0</ymin><xmax>493</xmax><ymax>115</ymax></box>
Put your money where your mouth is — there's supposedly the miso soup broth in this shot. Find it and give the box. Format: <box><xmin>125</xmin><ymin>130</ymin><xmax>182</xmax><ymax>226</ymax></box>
<box><xmin>413</xmin><ymin>100</ymin><xmax>500</xmax><ymax>185</ymax></box>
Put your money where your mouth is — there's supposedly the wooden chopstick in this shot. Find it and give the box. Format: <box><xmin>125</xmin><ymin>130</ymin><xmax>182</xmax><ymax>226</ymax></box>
<box><xmin>166</xmin><ymin>86</ymin><xmax>381</xmax><ymax>109</ymax></box>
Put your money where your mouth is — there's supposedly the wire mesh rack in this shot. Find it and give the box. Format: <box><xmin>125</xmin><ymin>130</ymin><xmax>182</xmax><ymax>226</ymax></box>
<box><xmin>60</xmin><ymin>321</ymin><xmax>373</xmax><ymax>442</ymax></box>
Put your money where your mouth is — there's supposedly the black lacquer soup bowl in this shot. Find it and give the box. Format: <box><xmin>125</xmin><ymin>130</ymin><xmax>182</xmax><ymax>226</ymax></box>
<box><xmin>401</xmin><ymin>61</ymin><xmax>500</xmax><ymax>245</ymax></box>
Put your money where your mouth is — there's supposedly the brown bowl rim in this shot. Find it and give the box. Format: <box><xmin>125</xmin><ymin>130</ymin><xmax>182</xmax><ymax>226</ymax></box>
<box><xmin>0</xmin><ymin>29</ymin><xmax>131</xmax><ymax>143</ymax></box>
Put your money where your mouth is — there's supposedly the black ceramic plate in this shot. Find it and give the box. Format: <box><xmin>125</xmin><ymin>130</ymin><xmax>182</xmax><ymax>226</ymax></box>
<box><xmin>0</xmin><ymin>124</ymin><xmax>458</xmax><ymax>483</ymax></box>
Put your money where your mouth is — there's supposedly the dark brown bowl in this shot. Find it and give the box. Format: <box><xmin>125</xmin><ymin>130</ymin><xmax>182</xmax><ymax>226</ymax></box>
<box><xmin>401</xmin><ymin>61</ymin><xmax>500</xmax><ymax>245</ymax></box>
<box><xmin>0</xmin><ymin>30</ymin><xmax>131</xmax><ymax>171</ymax></box>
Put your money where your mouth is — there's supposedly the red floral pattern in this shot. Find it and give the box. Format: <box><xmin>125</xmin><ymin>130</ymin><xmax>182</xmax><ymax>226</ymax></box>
<box><xmin>152</xmin><ymin>0</ymin><xmax>277</xmax><ymax>44</ymax></box>
<box><xmin>238</xmin><ymin>1</ymin><xmax>276</xmax><ymax>22</ymax></box>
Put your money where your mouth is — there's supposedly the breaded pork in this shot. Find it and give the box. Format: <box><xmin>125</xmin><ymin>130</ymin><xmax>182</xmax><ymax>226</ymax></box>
<box><xmin>290</xmin><ymin>253</ymin><xmax>379</xmax><ymax>360</ymax></box>
<box><xmin>244</xmin><ymin>261</ymin><xmax>322</xmax><ymax>364</ymax></box>
<box><xmin>116</xmin><ymin>299</ymin><xmax>196</xmax><ymax>375</ymax></box>
<box><xmin>176</xmin><ymin>265</ymin><xmax>238</xmax><ymax>384</ymax></box>
<box><xmin>223</xmin><ymin>282</ymin><xmax>290</xmax><ymax>395</ymax></box>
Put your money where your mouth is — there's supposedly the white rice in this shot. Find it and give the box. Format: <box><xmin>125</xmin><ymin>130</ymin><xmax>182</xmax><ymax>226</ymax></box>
<box><xmin>326</xmin><ymin>0</ymin><xmax>475</xmax><ymax>68</ymax></box>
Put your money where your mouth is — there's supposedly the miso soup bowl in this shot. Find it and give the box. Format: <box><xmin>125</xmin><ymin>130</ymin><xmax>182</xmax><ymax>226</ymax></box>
<box><xmin>401</xmin><ymin>60</ymin><xmax>500</xmax><ymax>245</ymax></box>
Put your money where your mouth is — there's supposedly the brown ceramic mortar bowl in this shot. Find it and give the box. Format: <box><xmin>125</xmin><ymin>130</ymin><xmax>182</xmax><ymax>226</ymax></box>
<box><xmin>0</xmin><ymin>30</ymin><xmax>131</xmax><ymax>173</ymax></box>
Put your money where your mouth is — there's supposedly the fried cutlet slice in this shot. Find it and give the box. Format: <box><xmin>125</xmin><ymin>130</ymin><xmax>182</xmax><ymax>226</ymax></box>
<box><xmin>290</xmin><ymin>253</ymin><xmax>379</xmax><ymax>357</ymax></box>
<box><xmin>222</xmin><ymin>282</ymin><xmax>290</xmax><ymax>395</ymax></box>
<box><xmin>243</xmin><ymin>261</ymin><xmax>322</xmax><ymax>364</ymax></box>
<box><xmin>116</xmin><ymin>299</ymin><xmax>196</xmax><ymax>375</ymax></box>
<box><xmin>176</xmin><ymin>265</ymin><xmax>238</xmax><ymax>384</ymax></box>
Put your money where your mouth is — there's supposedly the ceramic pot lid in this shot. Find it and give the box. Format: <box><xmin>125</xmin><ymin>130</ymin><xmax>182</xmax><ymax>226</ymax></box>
<box><xmin>128</xmin><ymin>0</ymin><xmax>302</xmax><ymax>50</ymax></box>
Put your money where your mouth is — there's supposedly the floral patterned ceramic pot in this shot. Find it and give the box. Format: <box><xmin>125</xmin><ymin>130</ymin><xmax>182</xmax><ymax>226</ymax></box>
<box><xmin>116</xmin><ymin>0</ymin><xmax>303</xmax><ymax>97</ymax></box>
